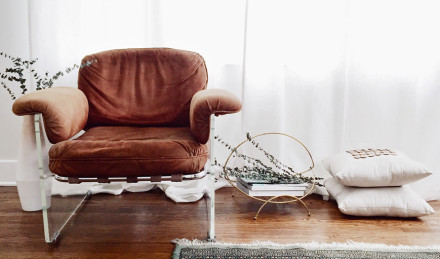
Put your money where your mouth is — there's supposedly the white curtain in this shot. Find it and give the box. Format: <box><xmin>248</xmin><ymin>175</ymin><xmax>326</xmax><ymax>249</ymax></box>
<box><xmin>242</xmin><ymin>0</ymin><xmax>440</xmax><ymax>200</ymax></box>
<box><xmin>28</xmin><ymin>0</ymin><xmax>440</xmax><ymax>200</ymax></box>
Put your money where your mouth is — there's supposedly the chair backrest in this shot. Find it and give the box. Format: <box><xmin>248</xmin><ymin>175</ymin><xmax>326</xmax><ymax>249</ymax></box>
<box><xmin>78</xmin><ymin>48</ymin><xmax>207</xmax><ymax>128</ymax></box>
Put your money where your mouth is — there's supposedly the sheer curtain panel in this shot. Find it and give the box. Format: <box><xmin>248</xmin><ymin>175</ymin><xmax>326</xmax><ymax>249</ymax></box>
<box><xmin>20</xmin><ymin>0</ymin><xmax>440</xmax><ymax>200</ymax></box>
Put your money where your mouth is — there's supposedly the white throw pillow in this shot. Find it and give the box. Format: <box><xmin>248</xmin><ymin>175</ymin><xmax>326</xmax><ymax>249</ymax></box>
<box><xmin>325</xmin><ymin>177</ymin><xmax>435</xmax><ymax>217</ymax></box>
<box><xmin>322</xmin><ymin>149</ymin><xmax>431</xmax><ymax>187</ymax></box>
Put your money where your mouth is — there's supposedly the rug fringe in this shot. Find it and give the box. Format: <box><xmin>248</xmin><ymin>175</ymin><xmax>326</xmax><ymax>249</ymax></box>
<box><xmin>172</xmin><ymin>238</ymin><xmax>440</xmax><ymax>252</ymax></box>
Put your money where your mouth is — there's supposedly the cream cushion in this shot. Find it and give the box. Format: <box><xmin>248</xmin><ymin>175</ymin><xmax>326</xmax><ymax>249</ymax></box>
<box><xmin>325</xmin><ymin>177</ymin><xmax>435</xmax><ymax>217</ymax></box>
<box><xmin>322</xmin><ymin>150</ymin><xmax>431</xmax><ymax>187</ymax></box>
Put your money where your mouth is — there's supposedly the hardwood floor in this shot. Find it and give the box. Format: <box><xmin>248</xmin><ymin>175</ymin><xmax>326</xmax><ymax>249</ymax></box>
<box><xmin>1</xmin><ymin>186</ymin><xmax>439</xmax><ymax>258</ymax></box>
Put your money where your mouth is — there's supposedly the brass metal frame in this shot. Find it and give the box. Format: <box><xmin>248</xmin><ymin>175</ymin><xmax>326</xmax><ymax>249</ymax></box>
<box><xmin>223</xmin><ymin>133</ymin><xmax>316</xmax><ymax>219</ymax></box>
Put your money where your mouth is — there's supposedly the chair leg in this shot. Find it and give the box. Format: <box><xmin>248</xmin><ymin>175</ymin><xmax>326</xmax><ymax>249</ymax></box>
<box><xmin>207</xmin><ymin>169</ymin><xmax>216</xmax><ymax>242</ymax></box>
<box><xmin>45</xmin><ymin>191</ymin><xmax>92</xmax><ymax>244</ymax></box>
<box><xmin>34</xmin><ymin>114</ymin><xmax>91</xmax><ymax>244</ymax></box>
<box><xmin>207</xmin><ymin>115</ymin><xmax>216</xmax><ymax>242</ymax></box>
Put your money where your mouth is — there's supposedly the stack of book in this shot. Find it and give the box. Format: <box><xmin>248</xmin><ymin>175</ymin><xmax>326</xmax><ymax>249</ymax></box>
<box><xmin>236</xmin><ymin>177</ymin><xmax>308</xmax><ymax>197</ymax></box>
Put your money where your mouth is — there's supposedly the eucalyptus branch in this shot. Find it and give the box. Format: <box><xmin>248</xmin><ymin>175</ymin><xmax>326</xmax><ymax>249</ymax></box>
<box><xmin>0</xmin><ymin>52</ymin><xmax>97</xmax><ymax>100</ymax></box>
<box><xmin>246</xmin><ymin>133</ymin><xmax>300</xmax><ymax>176</ymax></box>
<box><xmin>1</xmin><ymin>81</ymin><xmax>15</xmax><ymax>100</ymax></box>
<box><xmin>33</xmin><ymin>63</ymin><xmax>81</xmax><ymax>90</ymax></box>
<box><xmin>215</xmin><ymin>135</ymin><xmax>276</xmax><ymax>173</ymax></box>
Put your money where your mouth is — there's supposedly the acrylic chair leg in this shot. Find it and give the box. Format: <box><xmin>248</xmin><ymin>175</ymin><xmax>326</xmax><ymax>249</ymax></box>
<box><xmin>49</xmin><ymin>190</ymin><xmax>92</xmax><ymax>244</ymax></box>
<box><xmin>207</xmin><ymin>171</ymin><xmax>216</xmax><ymax>242</ymax></box>
<box><xmin>206</xmin><ymin>115</ymin><xmax>216</xmax><ymax>242</ymax></box>
<box><xmin>35</xmin><ymin>114</ymin><xmax>92</xmax><ymax>244</ymax></box>
<box><xmin>34</xmin><ymin>114</ymin><xmax>51</xmax><ymax>243</ymax></box>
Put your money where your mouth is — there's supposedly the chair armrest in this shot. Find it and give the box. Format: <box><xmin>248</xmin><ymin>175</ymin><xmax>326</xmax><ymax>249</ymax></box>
<box><xmin>12</xmin><ymin>87</ymin><xmax>89</xmax><ymax>144</ymax></box>
<box><xmin>190</xmin><ymin>89</ymin><xmax>242</xmax><ymax>144</ymax></box>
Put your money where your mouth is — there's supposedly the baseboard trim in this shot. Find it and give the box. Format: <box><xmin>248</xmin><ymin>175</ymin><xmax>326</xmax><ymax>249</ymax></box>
<box><xmin>0</xmin><ymin>182</ymin><xmax>17</xmax><ymax>186</ymax></box>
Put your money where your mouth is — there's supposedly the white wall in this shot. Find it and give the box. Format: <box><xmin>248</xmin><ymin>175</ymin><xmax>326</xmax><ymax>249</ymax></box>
<box><xmin>0</xmin><ymin>0</ymin><xmax>30</xmax><ymax>184</ymax></box>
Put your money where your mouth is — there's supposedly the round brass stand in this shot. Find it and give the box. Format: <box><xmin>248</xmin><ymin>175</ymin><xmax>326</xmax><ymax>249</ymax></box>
<box><xmin>254</xmin><ymin>195</ymin><xmax>311</xmax><ymax>220</ymax></box>
<box><xmin>223</xmin><ymin>133</ymin><xmax>316</xmax><ymax>219</ymax></box>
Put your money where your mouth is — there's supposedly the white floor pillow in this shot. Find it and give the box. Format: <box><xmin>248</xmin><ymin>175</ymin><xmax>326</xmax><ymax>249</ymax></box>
<box><xmin>325</xmin><ymin>177</ymin><xmax>435</xmax><ymax>217</ymax></box>
<box><xmin>322</xmin><ymin>149</ymin><xmax>431</xmax><ymax>187</ymax></box>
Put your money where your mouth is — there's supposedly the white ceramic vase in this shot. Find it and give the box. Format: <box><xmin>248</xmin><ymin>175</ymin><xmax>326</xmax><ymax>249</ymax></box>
<box><xmin>16</xmin><ymin>115</ymin><xmax>51</xmax><ymax>211</ymax></box>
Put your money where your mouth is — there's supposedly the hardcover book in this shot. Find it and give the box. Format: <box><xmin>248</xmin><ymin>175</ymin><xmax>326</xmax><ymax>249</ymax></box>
<box><xmin>237</xmin><ymin>177</ymin><xmax>308</xmax><ymax>191</ymax></box>
<box><xmin>236</xmin><ymin>181</ymin><xmax>306</xmax><ymax>197</ymax></box>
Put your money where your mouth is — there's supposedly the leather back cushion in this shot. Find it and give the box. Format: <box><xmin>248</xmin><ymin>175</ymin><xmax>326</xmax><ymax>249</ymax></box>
<box><xmin>78</xmin><ymin>48</ymin><xmax>207</xmax><ymax>128</ymax></box>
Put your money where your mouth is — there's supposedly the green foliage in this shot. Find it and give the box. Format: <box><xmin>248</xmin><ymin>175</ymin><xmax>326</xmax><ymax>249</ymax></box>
<box><xmin>214</xmin><ymin>134</ymin><xmax>323</xmax><ymax>186</ymax></box>
<box><xmin>0</xmin><ymin>52</ymin><xmax>97</xmax><ymax>100</ymax></box>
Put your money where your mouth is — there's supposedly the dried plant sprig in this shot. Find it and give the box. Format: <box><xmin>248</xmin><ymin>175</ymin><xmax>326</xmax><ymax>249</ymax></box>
<box><xmin>214</xmin><ymin>134</ymin><xmax>323</xmax><ymax>186</ymax></box>
<box><xmin>215</xmin><ymin>135</ymin><xmax>276</xmax><ymax>173</ymax></box>
<box><xmin>1</xmin><ymin>81</ymin><xmax>15</xmax><ymax>100</ymax></box>
<box><xmin>246</xmin><ymin>132</ymin><xmax>300</xmax><ymax>177</ymax></box>
<box><xmin>0</xmin><ymin>52</ymin><xmax>97</xmax><ymax>100</ymax></box>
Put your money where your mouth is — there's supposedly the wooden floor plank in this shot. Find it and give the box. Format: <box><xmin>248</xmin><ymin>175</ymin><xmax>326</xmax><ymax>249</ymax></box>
<box><xmin>0</xmin><ymin>186</ymin><xmax>439</xmax><ymax>258</ymax></box>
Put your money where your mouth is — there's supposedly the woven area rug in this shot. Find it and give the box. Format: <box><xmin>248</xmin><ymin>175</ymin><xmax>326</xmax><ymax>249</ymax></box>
<box><xmin>172</xmin><ymin>239</ymin><xmax>440</xmax><ymax>259</ymax></box>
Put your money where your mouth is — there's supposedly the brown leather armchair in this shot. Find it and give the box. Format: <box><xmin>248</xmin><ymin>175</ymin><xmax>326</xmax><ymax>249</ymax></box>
<box><xmin>12</xmin><ymin>48</ymin><xmax>242</xmax><ymax>243</ymax></box>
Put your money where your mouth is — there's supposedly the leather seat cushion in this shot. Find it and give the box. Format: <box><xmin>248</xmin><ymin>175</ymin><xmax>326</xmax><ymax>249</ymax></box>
<box><xmin>49</xmin><ymin>126</ymin><xmax>208</xmax><ymax>178</ymax></box>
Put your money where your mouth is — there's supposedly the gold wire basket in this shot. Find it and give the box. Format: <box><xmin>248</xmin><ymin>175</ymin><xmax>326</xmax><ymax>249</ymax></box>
<box><xmin>222</xmin><ymin>133</ymin><xmax>316</xmax><ymax>219</ymax></box>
